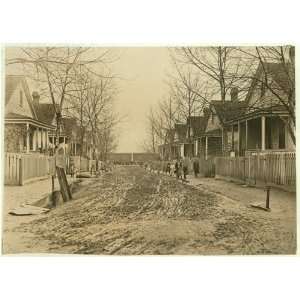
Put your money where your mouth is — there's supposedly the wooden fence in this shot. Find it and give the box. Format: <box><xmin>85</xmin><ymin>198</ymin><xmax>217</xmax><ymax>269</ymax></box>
<box><xmin>5</xmin><ymin>153</ymin><xmax>55</xmax><ymax>185</ymax></box>
<box><xmin>70</xmin><ymin>156</ymin><xmax>89</xmax><ymax>172</ymax></box>
<box><xmin>215</xmin><ymin>152</ymin><xmax>296</xmax><ymax>188</ymax></box>
<box><xmin>5</xmin><ymin>153</ymin><xmax>22</xmax><ymax>185</ymax></box>
<box><xmin>5</xmin><ymin>153</ymin><xmax>99</xmax><ymax>186</ymax></box>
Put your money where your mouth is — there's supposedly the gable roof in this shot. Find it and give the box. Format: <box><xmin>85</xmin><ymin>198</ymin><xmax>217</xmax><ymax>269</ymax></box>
<box><xmin>187</xmin><ymin>115</ymin><xmax>208</xmax><ymax>137</ymax></box>
<box><xmin>5</xmin><ymin>75</ymin><xmax>23</xmax><ymax>105</ymax></box>
<box><xmin>5</xmin><ymin>75</ymin><xmax>38</xmax><ymax>119</ymax></box>
<box><xmin>245</xmin><ymin>62</ymin><xmax>293</xmax><ymax>104</ymax></box>
<box><xmin>211</xmin><ymin>100</ymin><xmax>247</xmax><ymax>124</ymax></box>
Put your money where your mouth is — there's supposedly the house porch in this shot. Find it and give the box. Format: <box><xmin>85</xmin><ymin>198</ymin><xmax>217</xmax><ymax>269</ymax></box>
<box><xmin>228</xmin><ymin>115</ymin><xmax>294</xmax><ymax>156</ymax></box>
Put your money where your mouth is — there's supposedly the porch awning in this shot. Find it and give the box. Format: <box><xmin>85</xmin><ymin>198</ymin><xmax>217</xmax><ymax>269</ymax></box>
<box><xmin>199</xmin><ymin>128</ymin><xmax>222</xmax><ymax>137</ymax></box>
<box><xmin>225</xmin><ymin>106</ymin><xmax>289</xmax><ymax>126</ymax></box>
<box><xmin>5</xmin><ymin>113</ymin><xmax>56</xmax><ymax>130</ymax></box>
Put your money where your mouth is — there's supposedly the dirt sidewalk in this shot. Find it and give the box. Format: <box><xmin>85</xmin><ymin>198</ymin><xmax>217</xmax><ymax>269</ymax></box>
<box><xmin>1</xmin><ymin>175</ymin><xmax>77</xmax><ymax>254</ymax></box>
<box><xmin>186</xmin><ymin>175</ymin><xmax>295</xmax><ymax>217</ymax></box>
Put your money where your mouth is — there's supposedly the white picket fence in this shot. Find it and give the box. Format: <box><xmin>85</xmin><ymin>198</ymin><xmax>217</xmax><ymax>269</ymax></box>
<box><xmin>5</xmin><ymin>153</ymin><xmax>99</xmax><ymax>186</ymax></box>
<box><xmin>215</xmin><ymin>152</ymin><xmax>296</xmax><ymax>188</ymax></box>
<box><xmin>5</xmin><ymin>153</ymin><xmax>55</xmax><ymax>186</ymax></box>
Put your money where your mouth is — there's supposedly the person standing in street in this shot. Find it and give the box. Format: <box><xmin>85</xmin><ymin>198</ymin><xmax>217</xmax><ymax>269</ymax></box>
<box><xmin>166</xmin><ymin>162</ymin><xmax>171</xmax><ymax>175</ymax></box>
<box><xmin>175</xmin><ymin>159</ymin><xmax>179</xmax><ymax>179</ymax></box>
<box><xmin>193</xmin><ymin>158</ymin><xmax>200</xmax><ymax>178</ymax></box>
<box><xmin>178</xmin><ymin>158</ymin><xmax>183</xmax><ymax>181</ymax></box>
<box><xmin>182</xmin><ymin>156</ymin><xmax>189</xmax><ymax>182</ymax></box>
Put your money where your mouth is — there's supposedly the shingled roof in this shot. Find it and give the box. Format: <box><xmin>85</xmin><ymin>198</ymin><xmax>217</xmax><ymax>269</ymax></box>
<box><xmin>211</xmin><ymin>100</ymin><xmax>247</xmax><ymax>124</ymax></box>
<box><xmin>34</xmin><ymin>103</ymin><xmax>59</xmax><ymax>125</ymax></box>
<box><xmin>187</xmin><ymin>115</ymin><xmax>208</xmax><ymax>137</ymax></box>
<box><xmin>245</xmin><ymin>62</ymin><xmax>293</xmax><ymax>104</ymax></box>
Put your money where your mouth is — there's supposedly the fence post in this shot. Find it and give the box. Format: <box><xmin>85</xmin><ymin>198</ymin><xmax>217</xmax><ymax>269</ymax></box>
<box><xmin>19</xmin><ymin>156</ymin><xmax>25</xmax><ymax>186</ymax></box>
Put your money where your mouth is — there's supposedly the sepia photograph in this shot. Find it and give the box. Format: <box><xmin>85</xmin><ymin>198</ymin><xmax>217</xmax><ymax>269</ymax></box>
<box><xmin>1</xmin><ymin>45</ymin><xmax>296</xmax><ymax>255</ymax></box>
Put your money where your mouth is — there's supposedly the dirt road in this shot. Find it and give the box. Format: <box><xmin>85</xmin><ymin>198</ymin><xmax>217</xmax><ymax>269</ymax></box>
<box><xmin>2</xmin><ymin>166</ymin><xmax>296</xmax><ymax>255</ymax></box>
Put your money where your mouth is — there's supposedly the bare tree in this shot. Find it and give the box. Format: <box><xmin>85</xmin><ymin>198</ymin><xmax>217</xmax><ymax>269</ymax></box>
<box><xmin>236</xmin><ymin>46</ymin><xmax>295</xmax><ymax>145</ymax></box>
<box><xmin>171</xmin><ymin>47</ymin><xmax>254</xmax><ymax>103</ymax></box>
<box><xmin>143</xmin><ymin>95</ymin><xmax>178</xmax><ymax>157</ymax></box>
<box><xmin>96</xmin><ymin>111</ymin><xmax>120</xmax><ymax>160</ymax></box>
<box><xmin>6</xmin><ymin>47</ymin><xmax>117</xmax><ymax>149</ymax></box>
<box><xmin>168</xmin><ymin>68</ymin><xmax>207</xmax><ymax>142</ymax></box>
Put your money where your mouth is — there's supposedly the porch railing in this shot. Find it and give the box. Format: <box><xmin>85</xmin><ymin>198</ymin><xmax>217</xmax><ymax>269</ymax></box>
<box><xmin>215</xmin><ymin>152</ymin><xmax>296</xmax><ymax>188</ymax></box>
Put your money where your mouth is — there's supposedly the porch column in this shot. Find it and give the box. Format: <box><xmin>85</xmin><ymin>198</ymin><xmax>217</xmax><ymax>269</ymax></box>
<box><xmin>33</xmin><ymin>128</ymin><xmax>37</xmax><ymax>151</ymax></box>
<box><xmin>261</xmin><ymin>116</ymin><xmax>266</xmax><ymax>151</ymax></box>
<box><xmin>245</xmin><ymin>120</ymin><xmax>248</xmax><ymax>152</ymax></box>
<box><xmin>36</xmin><ymin>128</ymin><xmax>40</xmax><ymax>150</ymax></box>
<box><xmin>180</xmin><ymin>144</ymin><xmax>184</xmax><ymax>158</ymax></box>
<box><xmin>45</xmin><ymin>131</ymin><xmax>48</xmax><ymax>150</ymax></box>
<box><xmin>231</xmin><ymin>125</ymin><xmax>234</xmax><ymax>151</ymax></box>
<box><xmin>237</xmin><ymin>122</ymin><xmax>240</xmax><ymax>156</ymax></box>
<box><xmin>74</xmin><ymin>142</ymin><xmax>77</xmax><ymax>156</ymax></box>
<box><xmin>38</xmin><ymin>128</ymin><xmax>42</xmax><ymax>149</ymax></box>
<box><xmin>26</xmin><ymin>123</ymin><xmax>30</xmax><ymax>153</ymax></box>
<box><xmin>198</xmin><ymin>138</ymin><xmax>202</xmax><ymax>157</ymax></box>
<box><xmin>41</xmin><ymin>129</ymin><xmax>44</xmax><ymax>150</ymax></box>
<box><xmin>205</xmin><ymin>136</ymin><xmax>208</xmax><ymax>160</ymax></box>
<box><xmin>44</xmin><ymin>130</ymin><xmax>47</xmax><ymax>150</ymax></box>
<box><xmin>195</xmin><ymin>139</ymin><xmax>198</xmax><ymax>156</ymax></box>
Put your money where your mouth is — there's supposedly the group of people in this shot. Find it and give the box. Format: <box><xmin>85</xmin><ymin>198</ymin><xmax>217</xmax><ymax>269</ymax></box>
<box><xmin>145</xmin><ymin>157</ymin><xmax>200</xmax><ymax>182</ymax></box>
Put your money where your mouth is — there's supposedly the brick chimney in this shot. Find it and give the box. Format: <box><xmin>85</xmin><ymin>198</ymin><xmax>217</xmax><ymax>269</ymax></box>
<box><xmin>32</xmin><ymin>91</ymin><xmax>40</xmax><ymax>107</ymax></box>
<box><xmin>230</xmin><ymin>87</ymin><xmax>239</xmax><ymax>102</ymax></box>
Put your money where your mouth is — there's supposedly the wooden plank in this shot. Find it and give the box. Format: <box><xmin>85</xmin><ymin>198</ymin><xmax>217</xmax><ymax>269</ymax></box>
<box><xmin>61</xmin><ymin>168</ymin><xmax>72</xmax><ymax>200</ymax></box>
<box><xmin>56</xmin><ymin>167</ymin><xmax>71</xmax><ymax>202</ymax></box>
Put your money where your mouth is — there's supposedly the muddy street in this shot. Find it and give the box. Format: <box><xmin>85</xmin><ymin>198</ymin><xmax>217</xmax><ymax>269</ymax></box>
<box><xmin>2</xmin><ymin>166</ymin><xmax>296</xmax><ymax>255</ymax></box>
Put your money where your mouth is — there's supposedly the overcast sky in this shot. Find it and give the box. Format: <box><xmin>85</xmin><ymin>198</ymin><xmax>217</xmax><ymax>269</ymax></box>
<box><xmin>112</xmin><ymin>47</ymin><xmax>172</xmax><ymax>152</ymax></box>
<box><xmin>5</xmin><ymin>47</ymin><xmax>172</xmax><ymax>153</ymax></box>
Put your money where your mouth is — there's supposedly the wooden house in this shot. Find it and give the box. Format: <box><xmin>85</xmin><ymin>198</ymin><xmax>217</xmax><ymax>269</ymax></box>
<box><xmin>4</xmin><ymin>75</ymin><xmax>55</xmax><ymax>153</ymax></box>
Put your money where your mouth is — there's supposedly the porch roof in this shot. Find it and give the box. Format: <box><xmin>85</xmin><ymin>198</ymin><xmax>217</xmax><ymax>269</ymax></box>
<box><xmin>5</xmin><ymin>113</ymin><xmax>56</xmax><ymax>130</ymax></box>
<box><xmin>224</xmin><ymin>106</ymin><xmax>289</xmax><ymax>125</ymax></box>
<box><xmin>199</xmin><ymin>128</ymin><xmax>222</xmax><ymax>137</ymax></box>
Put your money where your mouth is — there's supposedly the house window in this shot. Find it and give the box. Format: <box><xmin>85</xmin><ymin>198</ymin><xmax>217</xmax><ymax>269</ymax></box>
<box><xmin>20</xmin><ymin>90</ymin><xmax>23</xmax><ymax>107</ymax></box>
